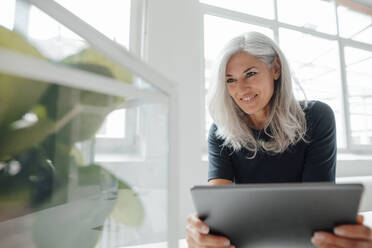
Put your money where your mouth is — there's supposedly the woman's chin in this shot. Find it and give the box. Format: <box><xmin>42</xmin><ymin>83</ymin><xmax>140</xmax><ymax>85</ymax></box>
<box><xmin>240</xmin><ymin>106</ymin><xmax>259</xmax><ymax>115</ymax></box>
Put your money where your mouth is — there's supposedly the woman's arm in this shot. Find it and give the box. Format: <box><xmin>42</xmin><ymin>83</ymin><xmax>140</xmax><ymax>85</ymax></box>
<box><xmin>208</xmin><ymin>124</ymin><xmax>235</xmax><ymax>182</ymax></box>
<box><xmin>302</xmin><ymin>101</ymin><xmax>336</xmax><ymax>182</ymax></box>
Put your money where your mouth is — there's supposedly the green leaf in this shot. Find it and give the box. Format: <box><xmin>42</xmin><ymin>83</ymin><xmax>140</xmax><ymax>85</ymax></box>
<box><xmin>62</xmin><ymin>48</ymin><xmax>133</xmax><ymax>84</ymax></box>
<box><xmin>0</xmin><ymin>119</ymin><xmax>55</xmax><ymax>160</ymax></box>
<box><xmin>0</xmin><ymin>26</ymin><xmax>49</xmax><ymax>127</ymax></box>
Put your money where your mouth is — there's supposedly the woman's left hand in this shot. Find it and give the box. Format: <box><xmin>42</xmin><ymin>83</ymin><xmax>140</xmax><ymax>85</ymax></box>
<box><xmin>312</xmin><ymin>215</ymin><xmax>372</xmax><ymax>248</ymax></box>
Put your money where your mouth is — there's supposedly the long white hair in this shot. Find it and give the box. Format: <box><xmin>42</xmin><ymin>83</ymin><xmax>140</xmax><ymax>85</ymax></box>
<box><xmin>207</xmin><ymin>32</ymin><xmax>307</xmax><ymax>158</ymax></box>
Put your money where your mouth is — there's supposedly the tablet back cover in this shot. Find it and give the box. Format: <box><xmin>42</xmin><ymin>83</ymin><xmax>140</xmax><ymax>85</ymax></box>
<box><xmin>191</xmin><ymin>183</ymin><xmax>363</xmax><ymax>248</ymax></box>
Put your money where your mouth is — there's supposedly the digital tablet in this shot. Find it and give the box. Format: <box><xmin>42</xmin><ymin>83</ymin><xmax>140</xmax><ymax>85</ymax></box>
<box><xmin>191</xmin><ymin>183</ymin><xmax>363</xmax><ymax>248</ymax></box>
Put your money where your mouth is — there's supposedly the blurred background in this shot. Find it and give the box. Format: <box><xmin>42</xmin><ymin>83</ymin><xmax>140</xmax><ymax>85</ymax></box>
<box><xmin>0</xmin><ymin>0</ymin><xmax>372</xmax><ymax>247</ymax></box>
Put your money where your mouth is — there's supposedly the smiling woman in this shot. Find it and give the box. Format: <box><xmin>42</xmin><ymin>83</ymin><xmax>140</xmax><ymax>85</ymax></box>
<box><xmin>186</xmin><ymin>32</ymin><xmax>372</xmax><ymax>248</ymax></box>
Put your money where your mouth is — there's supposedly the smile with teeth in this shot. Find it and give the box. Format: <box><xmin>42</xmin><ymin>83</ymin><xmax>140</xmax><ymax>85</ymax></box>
<box><xmin>240</xmin><ymin>94</ymin><xmax>258</xmax><ymax>102</ymax></box>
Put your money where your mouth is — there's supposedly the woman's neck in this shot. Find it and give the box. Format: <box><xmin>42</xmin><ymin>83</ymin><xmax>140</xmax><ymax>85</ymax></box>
<box><xmin>248</xmin><ymin>106</ymin><xmax>270</xmax><ymax>130</ymax></box>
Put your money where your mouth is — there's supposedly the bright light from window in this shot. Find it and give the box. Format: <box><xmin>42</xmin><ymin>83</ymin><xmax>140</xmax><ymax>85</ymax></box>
<box><xmin>279</xmin><ymin>28</ymin><xmax>345</xmax><ymax>148</ymax></box>
<box><xmin>345</xmin><ymin>47</ymin><xmax>372</xmax><ymax>145</ymax></box>
<box><xmin>55</xmin><ymin>0</ymin><xmax>131</xmax><ymax>48</ymax></box>
<box><xmin>200</xmin><ymin>0</ymin><xmax>275</xmax><ymax>20</ymax></box>
<box><xmin>277</xmin><ymin>0</ymin><xmax>337</xmax><ymax>34</ymax></box>
<box><xmin>28</xmin><ymin>6</ymin><xmax>87</xmax><ymax>60</ymax></box>
<box><xmin>0</xmin><ymin>0</ymin><xmax>15</xmax><ymax>30</ymax></box>
<box><xmin>96</xmin><ymin>109</ymin><xmax>126</xmax><ymax>138</ymax></box>
<box><xmin>338</xmin><ymin>5</ymin><xmax>372</xmax><ymax>44</ymax></box>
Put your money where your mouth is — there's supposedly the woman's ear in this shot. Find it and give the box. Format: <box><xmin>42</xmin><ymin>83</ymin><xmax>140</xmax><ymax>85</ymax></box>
<box><xmin>272</xmin><ymin>56</ymin><xmax>281</xmax><ymax>80</ymax></box>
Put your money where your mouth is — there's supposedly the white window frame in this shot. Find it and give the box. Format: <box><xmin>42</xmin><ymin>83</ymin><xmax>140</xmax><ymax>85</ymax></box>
<box><xmin>200</xmin><ymin>0</ymin><xmax>372</xmax><ymax>155</ymax></box>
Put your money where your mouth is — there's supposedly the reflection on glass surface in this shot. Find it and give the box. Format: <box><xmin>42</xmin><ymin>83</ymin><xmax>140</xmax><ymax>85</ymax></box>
<box><xmin>338</xmin><ymin>3</ymin><xmax>372</xmax><ymax>44</ymax></box>
<box><xmin>204</xmin><ymin>15</ymin><xmax>273</xmax><ymax>139</ymax></box>
<box><xmin>0</xmin><ymin>7</ymin><xmax>169</xmax><ymax>248</ymax></box>
<box><xmin>279</xmin><ymin>28</ymin><xmax>345</xmax><ymax>148</ymax></box>
<box><xmin>55</xmin><ymin>0</ymin><xmax>131</xmax><ymax>48</ymax></box>
<box><xmin>200</xmin><ymin>0</ymin><xmax>275</xmax><ymax>20</ymax></box>
<box><xmin>277</xmin><ymin>0</ymin><xmax>337</xmax><ymax>35</ymax></box>
<box><xmin>345</xmin><ymin>47</ymin><xmax>372</xmax><ymax>145</ymax></box>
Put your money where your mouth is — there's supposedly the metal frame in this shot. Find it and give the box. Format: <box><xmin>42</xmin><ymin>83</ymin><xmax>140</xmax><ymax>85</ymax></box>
<box><xmin>200</xmin><ymin>0</ymin><xmax>372</xmax><ymax>154</ymax></box>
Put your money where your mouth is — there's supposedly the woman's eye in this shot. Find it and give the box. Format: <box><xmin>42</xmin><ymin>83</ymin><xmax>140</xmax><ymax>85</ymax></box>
<box><xmin>246</xmin><ymin>71</ymin><xmax>256</xmax><ymax>78</ymax></box>
<box><xmin>226</xmin><ymin>78</ymin><xmax>235</xmax><ymax>83</ymax></box>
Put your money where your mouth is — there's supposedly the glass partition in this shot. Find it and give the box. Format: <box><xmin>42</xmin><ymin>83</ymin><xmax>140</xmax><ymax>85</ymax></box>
<box><xmin>0</xmin><ymin>1</ymin><xmax>171</xmax><ymax>247</ymax></box>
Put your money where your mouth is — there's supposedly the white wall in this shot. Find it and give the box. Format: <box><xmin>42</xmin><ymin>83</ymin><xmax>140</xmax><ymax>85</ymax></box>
<box><xmin>143</xmin><ymin>0</ymin><xmax>205</xmax><ymax>238</ymax></box>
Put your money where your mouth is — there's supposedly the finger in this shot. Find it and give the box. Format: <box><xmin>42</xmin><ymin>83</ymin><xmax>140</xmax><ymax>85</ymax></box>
<box><xmin>358</xmin><ymin>215</ymin><xmax>364</xmax><ymax>224</ymax></box>
<box><xmin>311</xmin><ymin>242</ymin><xmax>341</xmax><ymax>248</ymax></box>
<box><xmin>334</xmin><ymin>224</ymin><xmax>372</xmax><ymax>240</ymax></box>
<box><xmin>187</xmin><ymin>237</ymin><xmax>236</xmax><ymax>248</ymax></box>
<box><xmin>312</xmin><ymin>231</ymin><xmax>371</xmax><ymax>248</ymax></box>
<box><xmin>186</xmin><ymin>224</ymin><xmax>231</xmax><ymax>247</ymax></box>
<box><xmin>187</xmin><ymin>213</ymin><xmax>210</xmax><ymax>234</ymax></box>
<box><xmin>313</xmin><ymin>244</ymin><xmax>341</xmax><ymax>248</ymax></box>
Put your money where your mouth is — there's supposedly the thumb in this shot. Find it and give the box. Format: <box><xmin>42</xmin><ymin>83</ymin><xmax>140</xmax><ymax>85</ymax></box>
<box><xmin>357</xmin><ymin>215</ymin><xmax>364</xmax><ymax>224</ymax></box>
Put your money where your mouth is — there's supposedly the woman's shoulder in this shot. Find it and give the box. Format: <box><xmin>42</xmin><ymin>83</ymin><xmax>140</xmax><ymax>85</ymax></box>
<box><xmin>208</xmin><ymin>123</ymin><xmax>223</xmax><ymax>142</ymax></box>
<box><xmin>299</xmin><ymin>100</ymin><xmax>336</xmax><ymax>135</ymax></box>
<box><xmin>300</xmin><ymin>100</ymin><xmax>335</xmax><ymax>120</ymax></box>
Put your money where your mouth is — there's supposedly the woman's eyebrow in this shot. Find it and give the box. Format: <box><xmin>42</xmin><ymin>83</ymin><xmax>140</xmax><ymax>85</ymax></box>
<box><xmin>243</xmin><ymin>66</ymin><xmax>255</xmax><ymax>73</ymax></box>
<box><xmin>226</xmin><ymin>66</ymin><xmax>255</xmax><ymax>77</ymax></box>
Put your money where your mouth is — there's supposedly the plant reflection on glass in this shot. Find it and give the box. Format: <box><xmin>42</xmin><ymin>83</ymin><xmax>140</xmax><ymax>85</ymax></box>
<box><xmin>0</xmin><ymin>26</ymin><xmax>144</xmax><ymax>247</ymax></box>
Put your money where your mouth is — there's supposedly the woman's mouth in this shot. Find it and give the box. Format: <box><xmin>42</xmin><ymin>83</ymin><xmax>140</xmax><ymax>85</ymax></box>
<box><xmin>240</xmin><ymin>94</ymin><xmax>258</xmax><ymax>103</ymax></box>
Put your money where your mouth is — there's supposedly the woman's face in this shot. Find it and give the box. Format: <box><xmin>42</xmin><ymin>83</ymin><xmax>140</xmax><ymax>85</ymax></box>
<box><xmin>225</xmin><ymin>52</ymin><xmax>281</xmax><ymax>119</ymax></box>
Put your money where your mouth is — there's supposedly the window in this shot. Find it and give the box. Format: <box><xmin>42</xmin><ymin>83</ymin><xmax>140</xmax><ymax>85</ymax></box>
<box><xmin>279</xmin><ymin>28</ymin><xmax>345</xmax><ymax>148</ymax></box>
<box><xmin>345</xmin><ymin>47</ymin><xmax>372</xmax><ymax>146</ymax></box>
<box><xmin>200</xmin><ymin>0</ymin><xmax>275</xmax><ymax>20</ymax></box>
<box><xmin>277</xmin><ymin>0</ymin><xmax>337</xmax><ymax>34</ymax></box>
<box><xmin>200</xmin><ymin>0</ymin><xmax>372</xmax><ymax>153</ymax></box>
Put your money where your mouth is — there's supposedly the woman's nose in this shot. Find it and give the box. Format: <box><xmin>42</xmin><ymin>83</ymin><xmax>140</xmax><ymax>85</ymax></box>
<box><xmin>237</xmin><ymin>78</ymin><xmax>251</xmax><ymax>89</ymax></box>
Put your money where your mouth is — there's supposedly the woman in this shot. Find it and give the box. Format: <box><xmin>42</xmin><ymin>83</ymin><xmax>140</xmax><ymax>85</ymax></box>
<box><xmin>186</xmin><ymin>32</ymin><xmax>372</xmax><ymax>248</ymax></box>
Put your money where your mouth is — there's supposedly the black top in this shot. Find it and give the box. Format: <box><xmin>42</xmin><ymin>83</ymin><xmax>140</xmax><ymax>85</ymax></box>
<box><xmin>208</xmin><ymin>101</ymin><xmax>336</xmax><ymax>183</ymax></box>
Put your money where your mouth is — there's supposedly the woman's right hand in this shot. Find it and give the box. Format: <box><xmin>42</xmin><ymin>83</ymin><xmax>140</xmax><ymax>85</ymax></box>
<box><xmin>186</xmin><ymin>213</ymin><xmax>235</xmax><ymax>248</ymax></box>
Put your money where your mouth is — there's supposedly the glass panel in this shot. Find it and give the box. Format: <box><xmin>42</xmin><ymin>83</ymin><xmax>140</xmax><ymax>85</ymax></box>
<box><xmin>337</xmin><ymin>3</ymin><xmax>372</xmax><ymax>44</ymax></box>
<box><xmin>279</xmin><ymin>28</ymin><xmax>345</xmax><ymax>148</ymax></box>
<box><xmin>0</xmin><ymin>4</ymin><xmax>169</xmax><ymax>248</ymax></box>
<box><xmin>200</xmin><ymin>0</ymin><xmax>275</xmax><ymax>20</ymax></box>
<box><xmin>55</xmin><ymin>0</ymin><xmax>131</xmax><ymax>48</ymax></box>
<box><xmin>204</xmin><ymin>15</ymin><xmax>274</xmax><ymax>140</ymax></box>
<box><xmin>345</xmin><ymin>47</ymin><xmax>372</xmax><ymax>145</ymax></box>
<box><xmin>277</xmin><ymin>0</ymin><xmax>337</xmax><ymax>35</ymax></box>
